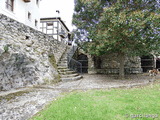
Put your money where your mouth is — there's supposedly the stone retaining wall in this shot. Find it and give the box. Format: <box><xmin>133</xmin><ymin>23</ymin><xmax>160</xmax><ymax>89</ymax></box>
<box><xmin>87</xmin><ymin>53</ymin><xmax>142</xmax><ymax>74</ymax></box>
<box><xmin>0</xmin><ymin>14</ymin><xmax>67</xmax><ymax>91</ymax></box>
<box><xmin>96</xmin><ymin>68</ymin><xmax>142</xmax><ymax>74</ymax></box>
<box><xmin>96</xmin><ymin>54</ymin><xmax>142</xmax><ymax>74</ymax></box>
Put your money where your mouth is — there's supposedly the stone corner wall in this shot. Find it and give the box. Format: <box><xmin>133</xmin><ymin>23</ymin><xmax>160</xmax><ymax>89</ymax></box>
<box><xmin>0</xmin><ymin>14</ymin><xmax>67</xmax><ymax>91</ymax></box>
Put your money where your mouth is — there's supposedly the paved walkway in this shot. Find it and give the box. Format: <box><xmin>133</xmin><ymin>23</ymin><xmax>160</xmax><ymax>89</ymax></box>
<box><xmin>0</xmin><ymin>74</ymin><xmax>159</xmax><ymax>120</ymax></box>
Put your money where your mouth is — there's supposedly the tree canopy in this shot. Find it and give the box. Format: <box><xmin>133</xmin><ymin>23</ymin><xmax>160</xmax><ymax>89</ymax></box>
<box><xmin>72</xmin><ymin>0</ymin><xmax>160</xmax><ymax>78</ymax></box>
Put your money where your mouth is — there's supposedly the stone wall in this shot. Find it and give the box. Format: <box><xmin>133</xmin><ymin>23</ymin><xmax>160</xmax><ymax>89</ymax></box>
<box><xmin>90</xmin><ymin>54</ymin><xmax>142</xmax><ymax>74</ymax></box>
<box><xmin>0</xmin><ymin>14</ymin><xmax>67</xmax><ymax>91</ymax></box>
<box><xmin>76</xmin><ymin>49</ymin><xmax>142</xmax><ymax>74</ymax></box>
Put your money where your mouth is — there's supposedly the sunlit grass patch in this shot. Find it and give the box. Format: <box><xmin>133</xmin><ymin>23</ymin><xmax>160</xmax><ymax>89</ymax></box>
<box><xmin>31</xmin><ymin>84</ymin><xmax>160</xmax><ymax>120</ymax></box>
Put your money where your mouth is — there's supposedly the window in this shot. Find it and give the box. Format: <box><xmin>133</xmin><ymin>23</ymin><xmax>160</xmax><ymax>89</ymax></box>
<box><xmin>23</xmin><ymin>0</ymin><xmax>31</xmax><ymax>2</ymax></box>
<box><xmin>36</xmin><ymin>0</ymin><xmax>39</xmax><ymax>6</ymax></box>
<box><xmin>35</xmin><ymin>20</ymin><xmax>38</xmax><ymax>27</ymax></box>
<box><xmin>47</xmin><ymin>22</ymin><xmax>53</xmax><ymax>26</ymax></box>
<box><xmin>6</xmin><ymin>0</ymin><xmax>14</xmax><ymax>12</ymax></box>
<box><xmin>28</xmin><ymin>12</ymin><xmax>31</xmax><ymax>20</ymax></box>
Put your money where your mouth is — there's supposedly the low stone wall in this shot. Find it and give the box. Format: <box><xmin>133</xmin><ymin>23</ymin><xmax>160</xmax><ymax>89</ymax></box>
<box><xmin>87</xmin><ymin>53</ymin><xmax>142</xmax><ymax>74</ymax></box>
<box><xmin>0</xmin><ymin>14</ymin><xmax>67</xmax><ymax>91</ymax></box>
<box><xmin>96</xmin><ymin>68</ymin><xmax>142</xmax><ymax>74</ymax></box>
<box><xmin>96</xmin><ymin>54</ymin><xmax>142</xmax><ymax>74</ymax></box>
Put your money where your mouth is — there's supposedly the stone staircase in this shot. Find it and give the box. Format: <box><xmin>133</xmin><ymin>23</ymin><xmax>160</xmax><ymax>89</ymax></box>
<box><xmin>57</xmin><ymin>47</ymin><xmax>82</xmax><ymax>82</ymax></box>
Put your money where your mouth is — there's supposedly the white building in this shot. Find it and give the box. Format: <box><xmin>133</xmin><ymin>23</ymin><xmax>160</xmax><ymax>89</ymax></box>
<box><xmin>40</xmin><ymin>17</ymin><xmax>71</xmax><ymax>44</ymax></box>
<box><xmin>0</xmin><ymin>0</ymin><xmax>41</xmax><ymax>30</ymax></box>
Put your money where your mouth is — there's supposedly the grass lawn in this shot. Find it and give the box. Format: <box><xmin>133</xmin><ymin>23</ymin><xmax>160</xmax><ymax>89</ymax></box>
<box><xmin>31</xmin><ymin>83</ymin><xmax>160</xmax><ymax>120</ymax></box>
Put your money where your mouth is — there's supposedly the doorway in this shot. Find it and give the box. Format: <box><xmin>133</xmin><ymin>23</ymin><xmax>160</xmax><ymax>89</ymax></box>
<box><xmin>77</xmin><ymin>54</ymin><xmax>88</xmax><ymax>73</ymax></box>
<box><xmin>156</xmin><ymin>58</ymin><xmax>160</xmax><ymax>69</ymax></box>
<box><xmin>141</xmin><ymin>55</ymin><xmax>154</xmax><ymax>72</ymax></box>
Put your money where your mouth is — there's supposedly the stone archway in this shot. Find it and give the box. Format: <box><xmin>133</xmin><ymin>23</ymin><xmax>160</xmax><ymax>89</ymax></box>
<box><xmin>77</xmin><ymin>53</ymin><xmax>88</xmax><ymax>73</ymax></box>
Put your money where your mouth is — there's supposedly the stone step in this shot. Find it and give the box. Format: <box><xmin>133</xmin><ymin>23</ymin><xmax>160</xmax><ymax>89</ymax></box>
<box><xmin>61</xmin><ymin>75</ymin><xmax>83</xmax><ymax>82</ymax></box>
<box><xmin>58</xmin><ymin>62</ymin><xmax>67</xmax><ymax>65</ymax></box>
<box><xmin>59</xmin><ymin>60</ymin><xmax>67</xmax><ymax>63</ymax></box>
<box><xmin>57</xmin><ymin>46</ymin><xmax>82</xmax><ymax>82</ymax></box>
<box><xmin>58</xmin><ymin>64</ymin><xmax>68</xmax><ymax>67</ymax></box>
<box><xmin>61</xmin><ymin>58</ymin><xmax>67</xmax><ymax>60</ymax></box>
<box><xmin>59</xmin><ymin>59</ymin><xmax>67</xmax><ymax>62</ymax></box>
<box><xmin>61</xmin><ymin>73</ymin><xmax>79</xmax><ymax>78</ymax></box>
<box><xmin>58</xmin><ymin>69</ymin><xmax>72</xmax><ymax>72</ymax></box>
<box><xmin>57</xmin><ymin>66</ymin><xmax>68</xmax><ymax>69</ymax></box>
<box><xmin>61</xmin><ymin>56</ymin><xmax>67</xmax><ymax>59</ymax></box>
<box><xmin>59</xmin><ymin>70</ymin><xmax>76</xmax><ymax>75</ymax></box>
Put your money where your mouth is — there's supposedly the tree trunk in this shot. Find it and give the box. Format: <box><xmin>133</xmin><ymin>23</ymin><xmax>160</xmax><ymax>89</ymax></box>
<box><xmin>119</xmin><ymin>53</ymin><xmax>125</xmax><ymax>79</ymax></box>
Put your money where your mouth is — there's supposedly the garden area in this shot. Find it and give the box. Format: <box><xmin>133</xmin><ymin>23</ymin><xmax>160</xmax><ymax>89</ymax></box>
<box><xmin>31</xmin><ymin>80</ymin><xmax>160</xmax><ymax>120</ymax></box>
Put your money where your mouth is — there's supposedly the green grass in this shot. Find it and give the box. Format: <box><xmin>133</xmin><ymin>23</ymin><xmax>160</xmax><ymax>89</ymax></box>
<box><xmin>31</xmin><ymin>84</ymin><xmax>160</xmax><ymax>120</ymax></box>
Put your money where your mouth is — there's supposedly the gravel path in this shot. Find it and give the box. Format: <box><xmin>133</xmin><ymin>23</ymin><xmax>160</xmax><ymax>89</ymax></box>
<box><xmin>0</xmin><ymin>74</ymin><xmax>159</xmax><ymax>120</ymax></box>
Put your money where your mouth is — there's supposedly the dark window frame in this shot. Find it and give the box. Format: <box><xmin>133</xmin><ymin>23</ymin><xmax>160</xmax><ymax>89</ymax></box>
<box><xmin>28</xmin><ymin>12</ymin><xmax>31</xmax><ymax>21</ymax></box>
<box><xmin>6</xmin><ymin>0</ymin><xmax>14</xmax><ymax>12</ymax></box>
<box><xmin>36</xmin><ymin>0</ymin><xmax>39</xmax><ymax>6</ymax></box>
<box><xmin>35</xmin><ymin>20</ymin><xmax>38</xmax><ymax>27</ymax></box>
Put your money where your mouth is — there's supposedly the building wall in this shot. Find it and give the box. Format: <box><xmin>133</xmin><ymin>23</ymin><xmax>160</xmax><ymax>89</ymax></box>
<box><xmin>0</xmin><ymin>14</ymin><xmax>67</xmax><ymax>91</ymax></box>
<box><xmin>40</xmin><ymin>18</ymin><xmax>70</xmax><ymax>43</ymax></box>
<box><xmin>0</xmin><ymin>0</ymin><xmax>40</xmax><ymax>30</ymax></box>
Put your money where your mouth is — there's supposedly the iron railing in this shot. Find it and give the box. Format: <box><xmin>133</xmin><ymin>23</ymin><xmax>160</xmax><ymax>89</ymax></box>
<box><xmin>67</xmin><ymin>45</ymin><xmax>82</xmax><ymax>73</ymax></box>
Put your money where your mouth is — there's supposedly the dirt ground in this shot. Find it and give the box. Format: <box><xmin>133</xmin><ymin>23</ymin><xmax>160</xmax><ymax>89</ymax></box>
<box><xmin>0</xmin><ymin>73</ymin><xmax>160</xmax><ymax>120</ymax></box>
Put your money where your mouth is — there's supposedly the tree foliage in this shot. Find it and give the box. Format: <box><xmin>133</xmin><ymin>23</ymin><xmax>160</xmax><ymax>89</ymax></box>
<box><xmin>73</xmin><ymin>0</ymin><xmax>160</xmax><ymax>77</ymax></box>
<box><xmin>89</xmin><ymin>1</ymin><xmax>160</xmax><ymax>56</ymax></box>
<box><xmin>73</xmin><ymin>0</ymin><xmax>107</xmax><ymax>44</ymax></box>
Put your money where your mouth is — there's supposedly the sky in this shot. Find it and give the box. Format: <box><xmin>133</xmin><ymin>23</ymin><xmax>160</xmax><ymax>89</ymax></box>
<box><xmin>40</xmin><ymin>0</ymin><xmax>75</xmax><ymax>31</ymax></box>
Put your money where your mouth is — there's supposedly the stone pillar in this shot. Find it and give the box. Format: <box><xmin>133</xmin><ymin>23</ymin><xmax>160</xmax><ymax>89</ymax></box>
<box><xmin>153</xmin><ymin>55</ymin><xmax>157</xmax><ymax>68</ymax></box>
<box><xmin>88</xmin><ymin>55</ymin><xmax>97</xmax><ymax>74</ymax></box>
